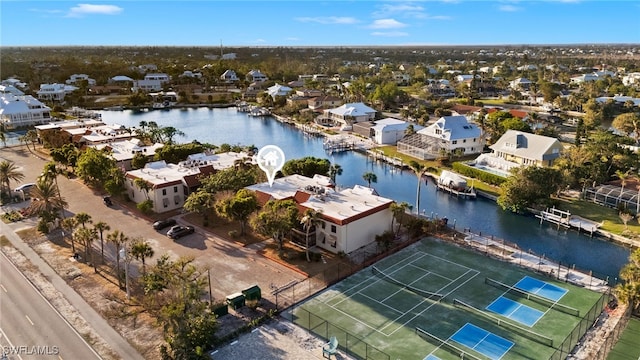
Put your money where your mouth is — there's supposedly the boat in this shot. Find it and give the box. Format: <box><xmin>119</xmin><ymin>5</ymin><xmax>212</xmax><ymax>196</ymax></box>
<box><xmin>436</xmin><ymin>170</ymin><xmax>477</xmax><ymax>199</ymax></box>
<box><xmin>248</xmin><ymin>106</ymin><xmax>271</xmax><ymax>117</ymax></box>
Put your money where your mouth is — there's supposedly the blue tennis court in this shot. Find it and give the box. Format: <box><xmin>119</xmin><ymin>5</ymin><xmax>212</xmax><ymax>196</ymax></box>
<box><xmin>486</xmin><ymin>296</ymin><xmax>544</xmax><ymax>327</ymax></box>
<box><xmin>450</xmin><ymin>323</ymin><xmax>514</xmax><ymax>360</ymax></box>
<box><xmin>423</xmin><ymin>355</ymin><xmax>440</xmax><ymax>360</ymax></box>
<box><xmin>515</xmin><ymin>276</ymin><xmax>567</xmax><ymax>302</ymax></box>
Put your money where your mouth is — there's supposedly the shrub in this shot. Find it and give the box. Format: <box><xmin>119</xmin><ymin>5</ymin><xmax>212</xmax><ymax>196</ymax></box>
<box><xmin>137</xmin><ymin>200</ymin><xmax>154</xmax><ymax>214</ymax></box>
<box><xmin>228</xmin><ymin>230</ymin><xmax>238</xmax><ymax>238</ymax></box>
<box><xmin>452</xmin><ymin>162</ymin><xmax>507</xmax><ymax>186</ymax></box>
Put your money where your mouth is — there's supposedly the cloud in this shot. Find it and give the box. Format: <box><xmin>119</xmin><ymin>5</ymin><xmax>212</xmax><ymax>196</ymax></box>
<box><xmin>67</xmin><ymin>4</ymin><xmax>123</xmax><ymax>17</ymax></box>
<box><xmin>373</xmin><ymin>3</ymin><xmax>426</xmax><ymax>18</ymax></box>
<box><xmin>368</xmin><ymin>19</ymin><xmax>407</xmax><ymax>29</ymax></box>
<box><xmin>498</xmin><ymin>4</ymin><xmax>521</xmax><ymax>12</ymax></box>
<box><xmin>371</xmin><ymin>31</ymin><xmax>409</xmax><ymax>37</ymax></box>
<box><xmin>294</xmin><ymin>16</ymin><xmax>358</xmax><ymax>25</ymax></box>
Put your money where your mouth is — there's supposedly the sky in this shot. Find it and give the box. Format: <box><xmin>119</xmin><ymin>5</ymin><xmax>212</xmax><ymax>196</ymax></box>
<box><xmin>1</xmin><ymin>1</ymin><xmax>639</xmax><ymax>47</ymax></box>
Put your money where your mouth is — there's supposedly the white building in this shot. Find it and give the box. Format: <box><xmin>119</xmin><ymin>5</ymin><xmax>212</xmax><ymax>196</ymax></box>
<box><xmin>246</xmin><ymin>70</ymin><xmax>269</xmax><ymax>83</ymax></box>
<box><xmin>66</xmin><ymin>74</ymin><xmax>96</xmax><ymax>86</ymax></box>
<box><xmin>246</xmin><ymin>174</ymin><xmax>393</xmax><ymax>254</ymax></box>
<box><xmin>509</xmin><ymin>78</ymin><xmax>532</xmax><ymax>91</ymax></box>
<box><xmin>37</xmin><ymin>83</ymin><xmax>78</xmax><ymax>102</ymax></box>
<box><xmin>91</xmin><ymin>139</ymin><xmax>164</xmax><ymax>171</ymax></box>
<box><xmin>622</xmin><ymin>72</ymin><xmax>640</xmax><ymax>86</ymax></box>
<box><xmin>353</xmin><ymin>118</ymin><xmax>420</xmax><ymax>145</ymax></box>
<box><xmin>125</xmin><ymin>152</ymin><xmax>250</xmax><ymax>213</ymax></box>
<box><xmin>266</xmin><ymin>83</ymin><xmax>293</xmax><ymax>99</ymax></box>
<box><xmin>132</xmin><ymin>73</ymin><xmax>171</xmax><ymax>92</ymax></box>
<box><xmin>0</xmin><ymin>94</ymin><xmax>52</xmax><ymax>129</ymax></box>
<box><xmin>220</xmin><ymin>70</ymin><xmax>239</xmax><ymax>83</ymax></box>
<box><xmin>320</xmin><ymin>102</ymin><xmax>377</xmax><ymax>128</ymax></box>
<box><xmin>0</xmin><ymin>84</ymin><xmax>25</xmax><ymax>96</ymax></box>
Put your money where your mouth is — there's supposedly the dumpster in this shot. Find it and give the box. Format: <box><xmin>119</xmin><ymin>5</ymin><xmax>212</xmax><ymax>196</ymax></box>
<box><xmin>212</xmin><ymin>302</ymin><xmax>228</xmax><ymax>317</ymax></box>
<box><xmin>225</xmin><ymin>292</ymin><xmax>245</xmax><ymax>310</ymax></box>
<box><xmin>242</xmin><ymin>285</ymin><xmax>262</xmax><ymax>301</ymax></box>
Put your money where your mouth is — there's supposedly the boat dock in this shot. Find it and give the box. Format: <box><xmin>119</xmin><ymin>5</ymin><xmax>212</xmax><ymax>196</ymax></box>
<box><xmin>436</xmin><ymin>182</ymin><xmax>477</xmax><ymax>199</ymax></box>
<box><xmin>366</xmin><ymin>149</ymin><xmax>406</xmax><ymax>168</ymax></box>
<box><xmin>323</xmin><ymin>138</ymin><xmax>355</xmax><ymax>153</ymax></box>
<box><xmin>536</xmin><ymin>208</ymin><xmax>601</xmax><ymax>236</ymax></box>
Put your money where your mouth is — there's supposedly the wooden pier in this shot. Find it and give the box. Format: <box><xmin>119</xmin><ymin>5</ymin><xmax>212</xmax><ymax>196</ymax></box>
<box><xmin>536</xmin><ymin>208</ymin><xmax>601</xmax><ymax>236</ymax></box>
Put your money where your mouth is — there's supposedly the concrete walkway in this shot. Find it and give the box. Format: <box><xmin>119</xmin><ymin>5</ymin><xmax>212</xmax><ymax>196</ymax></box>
<box><xmin>0</xmin><ymin>220</ymin><xmax>145</xmax><ymax>360</ymax></box>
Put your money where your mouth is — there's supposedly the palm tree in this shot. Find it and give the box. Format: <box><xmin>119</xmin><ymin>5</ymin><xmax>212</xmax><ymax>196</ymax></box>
<box><xmin>28</xmin><ymin>178</ymin><xmax>67</xmax><ymax>221</ymax></box>
<box><xmin>616</xmin><ymin>169</ymin><xmax>631</xmax><ymax>198</ymax></box>
<box><xmin>40</xmin><ymin>162</ymin><xmax>65</xmax><ymax>218</ymax></box>
<box><xmin>107</xmin><ymin>230</ymin><xmax>129</xmax><ymax>288</ymax></box>
<box><xmin>130</xmin><ymin>238</ymin><xmax>154</xmax><ymax>275</ymax></box>
<box><xmin>0</xmin><ymin>130</ymin><xmax>6</xmax><ymax>148</ymax></box>
<box><xmin>390</xmin><ymin>201</ymin><xmax>410</xmax><ymax>237</ymax></box>
<box><xmin>0</xmin><ymin>160</ymin><xmax>24</xmax><ymax>197</ymax></box>
<box><xmin>134</xmin><ymin>178</ymin><xmax>152</xmax><ymax>200</ymax></box>
<box><xmin>75</xmin><ymin>212</ymin><xmax>93</xmax><ymax>229</ymax></box>
<box><xmin>408</xmin><ymin>161</ymin><xmax>428</xmax><ymax>214</ymax></box>
<box><xmin>301</xmin><ymin>209</ymin><xmax>322</xmax><ymax>262</ymax></box>
<box><xmin>93</xmin><ymin>221</ymin><xmax>111</xmax><ymax>263</ymax></box>
<box><xmin>362</xmin><ymin>172</ymin><xmax>377</xmax><ymax>188</ymax></box>
<box><xmin>61</xmin><ymin>217</ymin><xmax>78</xmax><ymax>253</ymax></box>
<box><xmin>74</xmin><ymin>227</ymin><xmax>98</xmax><ymax>272</ymax></box>
<box><xmin>328</xmin><ymin>163</ymin><xmax>343</xmax><ymax>185</ymax></box>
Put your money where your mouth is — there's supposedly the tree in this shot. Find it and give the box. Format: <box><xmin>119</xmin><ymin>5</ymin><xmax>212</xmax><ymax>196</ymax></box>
<box><xmin>134</xmin><ymin>178</ymin><xmax>152</xmax><ymax>200</ymax></box>
<box><xmin>28</xmin><ymin>178</ymin><xmax>67</xmax><ymax>222</ymax></box>
<box><xmin>616</xmin><ymin>169</ymin><xmax>632</xmax><ymax>197</ymax></box>
<box><xmin>250</xmin><ymin>199</ymin><xmax>299</xmax><ymax>253</ymax></box>
<box><xmin>407</xmin><ymin>161</ymin><xmax>428</xmax><ymax>214</ymax></box>
<box><xmin>327</xmin><ymin>163</ymin><xmax>343</xmax><ymax>185</ymax></box>
<box><xmin>76</xmin><ymin>147</ymin><xmax>116</xmax><ymax>185</ymax></box>
<box><xmin>159</xmin><ymin>126</ymin><xmax>186</xmax><ymax>145</ymax></box>
<box><xmin>612</xmin><ymin>112</ymin><xmax>640</xmax><ymax>144</ymax></box>
<box><xmin>614</xmin><ymin>248</ymin><xmax>640</xmax><ymax>313</ymax></box>
<box><xmin>61</xmin><ymin>217</ymin><xmax>78</xmax><ymax>253</ymax></box>
<box><xmin>141</xmin><ymin>255</ymin><xmax>217</xmax><ymax>359</ymax></box>
<box><xmin>300</xmin><ymin>208</ymin><xmax>322</xmax><ymax>262</ymax></box>
<box><xmin>94</xmin><ymin>221</ymin><xmax>111</xmax><ymax>264</ymax></box>
<box><xmin>390</xmin><ymin>201</ymin><xmax>410</xmax><ymax>236</ymax></box>
<box><xmin>0</xmin><ymin>160</ymin><xmax>24</xmax><ymax>197</ymax></box>
<box><xmin>107</xmin><ymin>230</ymin><xmax>129</xmax><ymax>289</ymax></box>
<box><xmin>131</xmin><ymin>152</ymin><xmax>149</xmax><ymax>170</ymax></box>
<box><xmin>74</xmin><ymin>227</ymin><xmax>97</xmax><ymax>272</ymax></box>
<box><xmin>362</xmin><ymin>172</ymin><xmax>377</xmax><ymax>188</ymax></box>
<box><xmin>40</xmin><ymin>162</ymin><xmax>64</xmax><ymax>217</ymax></box>
<box><xmin>75</xmin><ymin>212</ymin><xmax>93</xmax><ymax>229</ymax></box>
<box><xmin>184</xmin><ymin>189</ymin><xmax>216</xmax><ymax>226</ymax></box>
<box><xmin>215</xmin><ymin>189</ymin><xmax>258</xmax><ymax>235</ymax></box>
<box><xmin>620</xmin><ymin>212</ymin><xmax>634</xmax><ymax>230</ymax></box>
<box><xmin>130</xmin><ymin>237</ymin><xmax>154</xmax><ymax>275</ymax></box>
<box><xmin>200</xmin><ymin>166</ymin><xmax>262</xmax><ymax>193</ymax></box>
<box><xmin>282</xmin><ymin>156</ymin><xmax>331</xmax><ymax>178</ymax></box>
<box><xmin>497</xmin><ymin>166</ymin><xmax>564</xmax><ymax>213</ymax></box>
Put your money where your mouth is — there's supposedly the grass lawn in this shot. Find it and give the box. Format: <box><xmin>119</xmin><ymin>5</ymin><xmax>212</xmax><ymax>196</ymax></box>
<box><xmin>292</xmin><ymin>237</ymin><xmax>607</xmax><ymax>360</ymax></box>
<box><xmin>554</xmin><ymin>197</ymin><xmax>640</xmax><ymax>237</ymax></box>
<box><xmin>607</xmin><ymin>316</ymin><xmax>640</xmax><ymax>360</ymax></box>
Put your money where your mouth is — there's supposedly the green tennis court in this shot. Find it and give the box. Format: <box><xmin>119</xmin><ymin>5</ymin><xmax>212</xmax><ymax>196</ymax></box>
<box><xmin>291</xmin><ymin>237</ymin><xmax>609</xmax><ymax>360</ymax></box>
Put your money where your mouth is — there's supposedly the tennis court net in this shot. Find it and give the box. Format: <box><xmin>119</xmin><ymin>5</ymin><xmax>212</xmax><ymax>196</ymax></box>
<box><xmin>485</xmin><ymin>277</ymin><xmax>580</xmax><ymax>317</ymax></box>
<box><xmin>371</xmin><ymin>266</ymin><xmax>444</xmax><ymax>301</ymax></box>
<box><xmin>415</xmin><ymin>326</ymin><xmax>483</xmax><ymax>360</ymax></box>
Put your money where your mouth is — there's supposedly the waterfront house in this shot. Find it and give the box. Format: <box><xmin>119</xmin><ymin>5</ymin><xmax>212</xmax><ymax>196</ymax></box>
<box><xmin>266</xmin><ymin>83</ymin><xmax>293</xmax><ymax>99</ymax></box>
<box><xmin>132</xmin><ymin>73</ymin><xmax>170</xmax><ymax>92</ymax></box>
<box><xmin>397</xmin><ymin>115</ymin><xmax>484</xmax><ymax>160</ymax></box>
<box><xmin>352</xmin><ymin>118</ymin><xmax>419</xmax><ymax>145</ymax></box>
<box><xmin>307</xmin><ymin>96</ymin><xmax>343</xmax><ymax>111</ymax></box>
<box><xmin>477</xmin><ymin>130</ymin><xmax>563</xmax><ymax>172</ymax></box>
<box><xmin>318</xmin><ymin>102</ymin><xmax>377</xmax><ymax>128</ymax></box>
<box><xmin>0</xmin><ymin>94</ymin><xmax>51</xmax><ymax>129</ymax></box>
<box><xmin>246</xmin><ymin>174</ymin><xmax>393</xmax><ymax>254</ymax></box>
<box><xmin>66</xmin><ymin>74</ymin><xmax>96</xmax><ymax>86</ymax></box>
<box><xmin>37</xmin><ymin>83</ymin><xmax>78</xmax><ymax>103</ymax></box>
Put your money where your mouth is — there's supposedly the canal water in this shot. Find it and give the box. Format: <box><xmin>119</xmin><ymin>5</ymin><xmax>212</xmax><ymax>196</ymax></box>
<box><xmin>99</xmin><ymin>107</ymin><xmax>631</xmax><ymax>282</ymax></box>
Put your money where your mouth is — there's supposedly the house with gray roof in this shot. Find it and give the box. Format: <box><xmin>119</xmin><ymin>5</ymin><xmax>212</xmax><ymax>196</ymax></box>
<box><xmin>319</xmin><ymin>102</ymin><xmax>376</xmax><ymax>128</ymax></box>
<box><xmin>397</xmin><ymin>115</ymin><xmax>483</xmax><ymax>160</ymax></box>
<box><xmin>0</xmin><ymin>94</ymin><xmax>51</xmax><ymax>129</ymax></box>
<box><xmin>487</xmin><ymin>130</ymin><xmax>563</xmax><ymax>168</ymax></box>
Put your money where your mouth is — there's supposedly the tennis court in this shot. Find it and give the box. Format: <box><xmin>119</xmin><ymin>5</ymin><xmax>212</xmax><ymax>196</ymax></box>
<box><xmin>290</xmin><ymin>238</ymin><xmax>608</xmax><ymax>360</ymax></box>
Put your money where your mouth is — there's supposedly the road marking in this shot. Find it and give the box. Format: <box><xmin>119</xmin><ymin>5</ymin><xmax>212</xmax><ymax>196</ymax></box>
<box><xmin>0</xmin><ymin>284</ymin><xmax>6</xmax><ymax>292</ymax></box>
<box><xmin>25</xmin><ymin>315</ymin><xmax>34</xmax><ymax>326</ymax></box>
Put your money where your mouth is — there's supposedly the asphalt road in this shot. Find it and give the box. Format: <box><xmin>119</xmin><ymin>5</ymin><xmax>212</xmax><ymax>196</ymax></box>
<box><xmin>0</xmin><ymin>252</ymin><xmax>101</xmax><ymax>360</ymax></box>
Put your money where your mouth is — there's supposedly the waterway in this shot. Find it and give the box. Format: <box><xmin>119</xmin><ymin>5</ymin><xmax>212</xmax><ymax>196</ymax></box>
<box><xmin>98</xmin><ymin>107</ymin><xmax>631</xmax><ymax>283</ymax></box>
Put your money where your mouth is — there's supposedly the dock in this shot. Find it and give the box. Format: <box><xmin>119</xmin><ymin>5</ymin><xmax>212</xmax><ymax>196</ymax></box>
<box><xmin>436</xmin><ymin>183</ymin><xmax>477</xmax><ymax>199</ymax></box>
<box><xmin>536</xmin><ymin>208</ymin><xmax>601</xmax><ymax>236</ymax></box>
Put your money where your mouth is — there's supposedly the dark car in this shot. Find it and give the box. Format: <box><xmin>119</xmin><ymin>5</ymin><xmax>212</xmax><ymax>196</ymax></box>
<box><xmin>103</xmin><ymin>196</ymin><xmax>113</xmax><ymax>206</ymax></box>
<box><xmin>153</xmin><ymin>218</ymin><xmax>177</xmax><ymax>230</ymax></box>
<box><xmin>166</xmin><ymin>225</ymin><xmax>195</xmax><ymax>239</ymax></box>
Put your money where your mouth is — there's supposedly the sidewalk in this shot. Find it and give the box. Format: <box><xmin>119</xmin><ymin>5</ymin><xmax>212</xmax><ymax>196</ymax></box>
<box><xmin>0</xmin><ymin>220</ymin><xmax>144</xmax><ymax>360</ymax></box>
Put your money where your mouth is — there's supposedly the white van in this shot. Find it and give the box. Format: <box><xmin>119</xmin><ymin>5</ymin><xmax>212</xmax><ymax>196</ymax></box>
<box><xmin>14</xmin><ymin>183</ymin><xmax>36</xmax><ymax>192</ymax></box>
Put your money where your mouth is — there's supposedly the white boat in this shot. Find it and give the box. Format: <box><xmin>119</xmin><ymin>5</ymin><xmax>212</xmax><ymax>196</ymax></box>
<box><xmin>248</xmin><ymin>107</ymin><xmax>271</xmax><ymax>116</ymax></box>
<box><xmin>436</xmin><ymin>170</ymin><xmax>476</xmax><ymax>199</ymax></box>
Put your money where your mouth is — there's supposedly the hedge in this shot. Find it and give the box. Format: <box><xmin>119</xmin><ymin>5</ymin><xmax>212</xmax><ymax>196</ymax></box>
<box><xmin>452</xmin><ymin>162</ymin><xmax>507</xmax><ymax>186</ymax></box>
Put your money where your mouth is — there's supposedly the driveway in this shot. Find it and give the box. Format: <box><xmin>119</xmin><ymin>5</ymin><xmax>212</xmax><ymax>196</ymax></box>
<box><xmin>1</xmin><ymin>145</ymin><xmax>305</xmax><ymax>308</ymax></box>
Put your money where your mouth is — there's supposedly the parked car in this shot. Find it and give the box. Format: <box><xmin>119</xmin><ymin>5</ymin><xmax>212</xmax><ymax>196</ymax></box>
<box><xmin>166</xmin><ymin>225</ymin><xmax>195</xmax><ymax>239</ymax></box>
<box><xmin>15</xmin><ymin>183</ymin><xmax>36</xmax><ymax>192</ymax></box>
<box><xmin>103</xmin><ymin>196</ymin><xmax>113</xmax><ymax>206</ymax></box>
<box><xmin>153</xmin><ymin>218</ymin><xmax>177</xmax><ymax>230</ymax></box>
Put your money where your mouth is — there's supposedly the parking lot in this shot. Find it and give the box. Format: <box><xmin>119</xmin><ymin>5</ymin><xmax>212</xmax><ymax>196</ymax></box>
<box><xmin>1</xmin><ymin>146</ymin><xmax>306</xmax><ymax>304</ymax></box>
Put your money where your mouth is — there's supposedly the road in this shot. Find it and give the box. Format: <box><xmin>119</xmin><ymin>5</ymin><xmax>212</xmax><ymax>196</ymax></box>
<box><xmin>0</xmin><ymin>252</ymin><xmax>101</xmax><ymax>360</ymax></box>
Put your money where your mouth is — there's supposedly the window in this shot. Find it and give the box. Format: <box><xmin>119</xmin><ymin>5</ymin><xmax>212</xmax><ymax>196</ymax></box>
<box><xmin>162</xmin><ymin>198</ymin><xmax>169</xmax><ymax>208</ymax></box>
<box><xmin>321</xmin><ymin>222</ymin><xmax>326</xmax><ymax>229</ymax></box>
<box><xmin>174</xmin><ymin>186</ymin><xmax>178</xmax><ymax>193</ymax></box>
<box><xmin>452</xmin><ymin>140</ymin><xmax>457</xmax><ymax>144</ymax></box>
<box><xmin>463</xmin><ymin>139</ymin><xmax>466</xmax><ymax>143</ymax></box>
<box><xmin>162</xmin><ymin>189</ymin><xmax>167</xmax><ymax>196</ymax></box>
<box><xmin>331</xmin><ymin>225</ymin><xmax>337</xmax><ymax>233</ymax></box>
<box><xmin>174</xmin><ymin>195</ymin><xmax>180</xmax><ymax>205</ymax></box>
